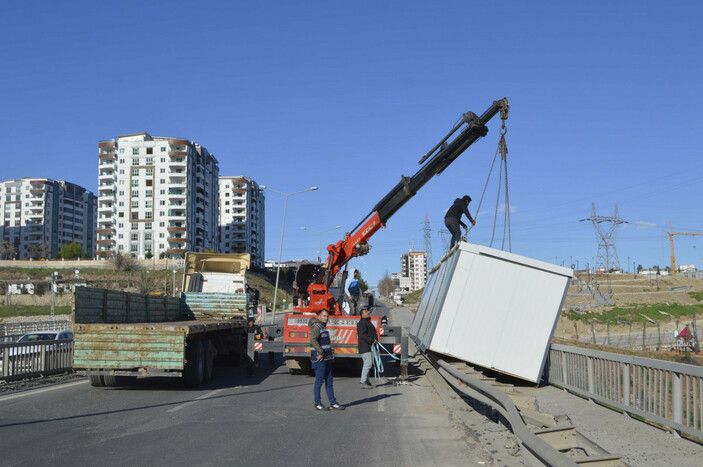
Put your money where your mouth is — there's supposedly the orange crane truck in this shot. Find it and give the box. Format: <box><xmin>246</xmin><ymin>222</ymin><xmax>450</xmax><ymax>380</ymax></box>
<box><xmin>250</xmin><ymin>98</ymin><xmax>510</xmax><ymax>375</ymax></box>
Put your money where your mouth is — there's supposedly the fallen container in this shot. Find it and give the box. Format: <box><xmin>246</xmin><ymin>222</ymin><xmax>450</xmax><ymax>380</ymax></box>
<box><xmin>410</xmin><ymin>242</ymin><xmax>572</xmax><ymax>383</ymax></box>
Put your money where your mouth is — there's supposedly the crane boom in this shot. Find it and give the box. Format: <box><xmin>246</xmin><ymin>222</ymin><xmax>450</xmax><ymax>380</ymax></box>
<box><xmin>295</xmin><ymin>98</ymin><xmax>509</xmax><ymax>315</ymax></box>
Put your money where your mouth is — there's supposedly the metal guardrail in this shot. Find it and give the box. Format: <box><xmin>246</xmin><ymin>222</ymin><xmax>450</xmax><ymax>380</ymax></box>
<box><xmin>0</xmin><ymin>320</ymin><xmax>72</xmax><ymax>336</ymax></box>
<box><xmin>435</xmin><ymin>358</ymin><xmax>579</xmax><ymax>467</ymax></box>
<box><xmin>547</xmin><ymin>343</ymin><xmax>703</xmax><ymax>439</ymax></box>
<box><xmin>0</xmin><ymin>339</ymin><xmax>74</xmax><ymax>381</ymax></box>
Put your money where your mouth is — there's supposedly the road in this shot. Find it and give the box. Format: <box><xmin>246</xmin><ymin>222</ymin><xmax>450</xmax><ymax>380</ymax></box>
<box><xmin>0</xmin><ymin>304</ymin><xmax>523</xmax><ymax>467</ymax></box>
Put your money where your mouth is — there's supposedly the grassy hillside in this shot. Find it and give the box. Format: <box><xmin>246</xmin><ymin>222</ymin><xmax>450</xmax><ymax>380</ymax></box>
<box><xmin>246</xmin><ymin>271</ymin><xmax>296</xmax><ymax>309</ymax></box>
<box><xmin>403</xmin><ymin>287</ymin><xmax>425</xmax><ymax>306</ymax></box>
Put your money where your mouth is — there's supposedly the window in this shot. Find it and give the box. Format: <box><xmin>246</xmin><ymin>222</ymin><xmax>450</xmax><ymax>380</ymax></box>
<box><xmin>161</xmin><ymin>147</ymin><xmax>166</xmax><ymax>152</ymax></box>
<box><xmin>225</xmin><ymin>209</ymin><xmax>230</xmax><ymax>214</ymax></box>
<box><xmin>160</xmin><ymin>157</ymin><xmax>165</xmax><ymax>162</ymax></box>
<box><xmin>160</xmin><ymin>179</ymin><xmax>165</xmax><ymax>184</ymax></box>
<box><xmin>145</xmin><ymin>233</ymin><xmax>152</xmax><ymax>241</ymax></box>
<box><xmin>132</xmin><ymin>190</ymin><xmax>139</xmax><ymax>198</ymax></box>
<box><xmin>118</xmin><ymin>223</ymin><xmax>124</xmax><ymax>228</ymax></box>
<box><xmin>145</xmin><ymin>222</ymin><xmax>152</xmax><ymax>230</ymax></box>
<box><xmin>146</xmin><ymin>190</ymin><xmax>152</xmax><ymax>198</ymax></box>
<box><xmin>119</xmin><ymin>180</ymin><xmax>125</xmax><ymax>185</ymax></box>
<box><xmin>159</xmin><ymin>200</ymin><xmax>165</xmax><ymax>206</ymax></box>
<box><xmin>159</xmin><ymin>222</ymin><xmax>165</xmax><ymax>227</ymax></box>
<box><xmin>160</xmin><ymin>168</ymin><xmax>166</xmax><ymax>173</ymax></box>
<box><xmin>131</xmin><ymin>233</ymin><xmax>139</xmax><ymax>241</ymax></box>
<box><xmin>118</xmin><ymin>212</ymin><xmax>124</xmax><ymax>218</ymax></box>
<box><xmin>146</xmin><ymin>148</ymin><xmax>153</xmax><ymax>155</ymax></box>
<box><xmin>132</xmin><ymin>180</ymin><xmax>139</xmax><ymax>187</ymax></box>
<box><xmin>131</xmin><ymin>223</ymin><xmax>138</xmax><ymax>230</ymax></box>
<box><xmin>145</xmin><ymin>212</ymin><xmax>152</xmax><ymax>219</ymax></box>
<box><xmin>131</xmin><ymin>212</ymin><xmax>139</xmax><ymax>220</ymax></box>
<box><xmin>118</xmin><ymin>201</ymin><xmax>124</xmax><ymax>207</ymax></box>
<box><xmin>119</xmin><ymin>148</ymin><xmax>125</xmax><ymax>153</ymax></box>
<box><xmin>118</xmin><ymin>234</ymin><xmax>123</xmax><ymax>239</ymax></box>
<box><xmin>159</xmin><ymin>233</ymin><xmax>165</xmax><ymax>238</ymax></box>
<box><xmin>131</xmin><ymin>201</ymin><xmax>138</xmax><ymax>209</ymax></box>
<box><xmin>130</xmin><ymin>244</ymin><xmax>138</xmax><ymax>252</ymax></box>
<box><xmin>132</xmin><ymin>169</ymin><xmax>138</xmax><ymax>177</ymax></box>
<box><xmin>145</xmin><ymin>201</ymin><xmax>152</xmax><ymax>209</ymax></box>
<box><xmin>146</xmin><ymin>179</ymin><xmax>153</xmax><ymax>187</ymax></box>
<box><xmin>119</xmin><ymin>158</ymin><xmax>125</xmax><ymax>164</ymax></box>
<box><xmin>119</xmin><ymin>191</ymin><xmax>124</xmax><ymax>196</ymax></box>
<box><xmin>146</xmin><ymin>168</ymin><xmax>153</xmax><ymax>177</ymax></box>
<box><xmin>225</xmin><ymin>193</ymin><xmax>229</xmax><ymax>197</ymax></box>
<box><xmin>132</xmin><ymin>148</ymin><xmax>139</xmax><ymax>155</ymax></box>
<box><xmin>132</xmin><ymin>158</ymin><xmax>139</xmax><ymax>166</ymax></box>
<box><xmin>159</xmin><ymin>211</ymin><xmax>165</xmax><ymax>216</ymax></box>
<box><xmin>160</xmin><ymin>190</ymin><xmax>165</xmax><ymax>195</ymax></box>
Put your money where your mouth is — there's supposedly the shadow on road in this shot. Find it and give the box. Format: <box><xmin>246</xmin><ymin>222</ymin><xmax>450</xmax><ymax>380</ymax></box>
<box><xmin>344</xmin><ymin>393</ymin><xmax>401</xmax><ymax>408</ymax></box>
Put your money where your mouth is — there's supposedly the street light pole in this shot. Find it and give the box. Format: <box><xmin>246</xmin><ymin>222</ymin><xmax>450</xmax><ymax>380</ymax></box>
<box><xmin>301</xmin><ymin>225</ymin><xmax>341</xmax><ymax>262</ymax></box>
<box><xmin>262</xmin><ymin>185</ymin><xmax>318</xmax><ymax>324</ymax></box>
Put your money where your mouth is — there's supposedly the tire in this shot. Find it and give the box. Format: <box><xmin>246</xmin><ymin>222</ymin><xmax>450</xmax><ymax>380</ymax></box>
<box><xmin>202</xmin><ymin>339</ymin><xmax>214</xmax><ymax>384</ymax></box>
<box><xmin>103</xmin><ymin>375</ymin><xmax>137</xmax><ymax>387</ymax></box>
<box><xmin>89</xmin><ymin>375</ymin><xmax>105</xmax><ymax>387</ymax></box>
<box><xmin>183</xmin><ymin>340</ymin><xmax>204</xmax><ymax>388</ymax></box>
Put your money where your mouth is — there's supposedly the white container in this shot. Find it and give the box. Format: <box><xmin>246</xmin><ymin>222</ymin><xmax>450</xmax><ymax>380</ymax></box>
<box><xmin>410</xmin><ymin>242</ymin><xmax>572</xmax><ymax>383</ymax></box>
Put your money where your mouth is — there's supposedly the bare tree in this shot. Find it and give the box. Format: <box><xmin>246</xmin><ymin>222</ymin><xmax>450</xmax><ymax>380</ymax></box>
<box><xmin>28</xmin><ymin>242</ymin><xmax>48</xmax><ymax>260</ymax></box>
<box><xmin>377</xmin><ymin>271</ymin><xmax>394</xmax><ymax>297</ymax></box>
<box><xmin>0</xmin><ymin>240</ymin><xmax>17</xmax><ymax>260</ymax></box>
<box><xmin>111</xmin><ymin>251</ymin><xmax>140</xmax><ymax>271</ymax></box>
<box><xmin>137</xmin><ymin>270</ymin><xmax>159</xmax><ymax>295</ymax></box>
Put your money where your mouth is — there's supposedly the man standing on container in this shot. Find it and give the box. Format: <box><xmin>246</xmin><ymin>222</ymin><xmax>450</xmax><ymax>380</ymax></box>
<box><xmin>345</xmin><ymin>269</ymin><xmax>363</xmax><ymax>316</ymax></box>
<box><xmin>444</xmin><ymin>195</ymin><xmax>476</xmax><ymax>249</ymax></box>
<box><xmin>356</xmin><ymin>307</ymin><xmax>377</xmax><ymax>388</ymax></box>
<box><xmin>309</xmin><ymin>310</ymin><xmax>345</xmax><ymax>411</ymax></box>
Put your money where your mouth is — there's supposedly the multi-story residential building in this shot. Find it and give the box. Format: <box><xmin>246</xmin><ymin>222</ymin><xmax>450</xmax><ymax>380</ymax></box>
<box><xmin>0</xmin><ymin>178</ymin><xmax>96</xmax><ymax>259</ymax></box>
<box><xmin>219</xmin><ymin>176</ymin><xmax>265</xmax><ymax>268</ymax></box>
<box><xmin>400</xmin><ymin>250</ymin><xmax>428</xmax><ymax>291</ymax></box>
<box><xmin>391</xmin><ymin>272</ymin><xmax>413</xmax><ymax>292</ymax></box>
<box><xmin>97</xmin><ymin>133</ymin><xmax>219</xmax><ymax>259</ymax></box>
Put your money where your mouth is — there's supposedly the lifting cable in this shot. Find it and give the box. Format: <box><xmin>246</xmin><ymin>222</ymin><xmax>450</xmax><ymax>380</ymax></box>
<box><xmin>464</xmin><ymin>110</ymin><xmax>512</xmax><ymax>252</ymax></box>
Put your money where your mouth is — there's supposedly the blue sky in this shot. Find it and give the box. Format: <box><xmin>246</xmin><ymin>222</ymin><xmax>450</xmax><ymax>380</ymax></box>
<box><xmin>1</xmin><ymin>1</ymin><xmax>702</xmax><ymax>283</ymax></box>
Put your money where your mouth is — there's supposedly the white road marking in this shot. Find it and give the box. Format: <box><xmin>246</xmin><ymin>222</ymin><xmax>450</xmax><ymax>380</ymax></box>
<box><xmin>167</xmin><ymin>388</ymin><xmax>225</xmax><ymax>413</ymax></box>
<box><xmin>0</xmin><ymin>379</ymin><xmax>88</xmax><ymax>402</ymax></box>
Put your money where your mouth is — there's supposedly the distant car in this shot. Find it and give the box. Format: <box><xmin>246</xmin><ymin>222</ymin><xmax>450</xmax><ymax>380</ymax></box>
<box><xmin>5</xmin><ymin>331</ymin><xmax>74</xmax><ymax>374</ymax></box>
<box><xmin>16</xmin><ymin>330</ymin><xmax>73</xmax><ymax>344</ymax></box>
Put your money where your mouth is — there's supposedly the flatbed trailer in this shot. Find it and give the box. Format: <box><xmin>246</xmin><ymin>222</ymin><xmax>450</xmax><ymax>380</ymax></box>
<box><xmin>73</xmin><ymin>255</ymin><xmax>253</xmax><ymax>388</ymax></box>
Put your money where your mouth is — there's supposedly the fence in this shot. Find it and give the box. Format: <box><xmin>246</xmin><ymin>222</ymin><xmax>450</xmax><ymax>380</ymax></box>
<box><xmin>547</xmin><ymin>343</ymin><xmax>703</xmax><ymax>439</ymax></box>
<box><xmin>0</xmin><ymin>319</ymin><xmax>72</xmax><ymax>336</ymax></box>
<box><xmin>0</xmin><ymin>338</ymin><xmax>73</xmax><ymax>380</ymax></box>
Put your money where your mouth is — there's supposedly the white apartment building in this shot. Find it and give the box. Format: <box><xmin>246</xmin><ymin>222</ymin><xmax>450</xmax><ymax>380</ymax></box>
<box><xmin>0</xmin><ymin>178</ymin><xmax>96</xmax><ymax>259</ymax></box>
<box><xmin>391</xmin><ymin>272</ymin><xmax>413</xmax><ymax>292</ymax></box>
<box><xmin>219</xmin><ymin>176</ymin><xmax>265</xmax><ymax>269</ymax></box>
<box><xmin>400</xmin><ymin>250</ymin><xmax>428</xmax><ymax>291</ymax></box>
<box><xmin>97</xmin><ymin>133</ymin><xmax>219</xmax><ymax>259</ymax></box>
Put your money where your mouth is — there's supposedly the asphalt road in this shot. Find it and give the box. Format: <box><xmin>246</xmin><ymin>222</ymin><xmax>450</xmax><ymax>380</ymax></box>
<box><xmin>0</xmin><ymin>303</ymin><xmax>520</xmax><ymax>466</ymax></box>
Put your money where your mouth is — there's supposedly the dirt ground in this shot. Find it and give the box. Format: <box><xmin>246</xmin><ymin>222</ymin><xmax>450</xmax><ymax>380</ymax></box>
<box><xmin>560</xmin><ymin>273</ymin><xmax>703</xmax><ymax>340</ymax></box>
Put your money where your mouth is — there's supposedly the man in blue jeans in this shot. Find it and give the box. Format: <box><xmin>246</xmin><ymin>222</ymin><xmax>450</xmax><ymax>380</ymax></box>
<box><xmin>309</xmin><ymin>310</ymin><xmax>345</xmax><ymax>411</ymax></box>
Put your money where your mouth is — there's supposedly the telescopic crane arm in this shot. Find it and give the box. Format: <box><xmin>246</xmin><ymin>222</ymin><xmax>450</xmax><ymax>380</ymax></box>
<box><xmin>301</xmin><ymin>98</ymin><xmax>509</xmax><ymax>314</ymax></box>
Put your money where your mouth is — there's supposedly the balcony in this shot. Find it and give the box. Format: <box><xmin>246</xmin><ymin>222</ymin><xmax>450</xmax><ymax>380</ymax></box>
<box><xmin>168</xmin><ymin>151</ymin><xmax>187</xmax><ymax>156</ymax></box>
<box><xmin>96</xmin><ymin>228</ymin><xmax>115</xmax><ymax>234</ymax></box>
<box><xmin>168</xmin><ymin>237</ymin><xmax>187</xmax><ymax>243</ymax></box>
<box><xmin>30</xmin><ymin>188</ymin><xmax>44</xmax><ymax>194</ymax></box>
<box><xmin>167</xmin><ymin>248</ymin><xmax>186</xmax><ymax>254</ymax></box>
<box><xmin>168</xmin><ymin>209</ymin><xmax>186</xmax><ymax>217</ymax></box>
<box><xmin>99</xmin><ymin>152</ymin><xmax>116</xmax><ymax>159</ymax></box>
<box><xmin>167</xmin><ymin>226</ymin><xmax>186</xmax><ymax>232</ymax></box>
<box><xmin>168</xmin><ymin>188</ymin><xmax>185</xmax><ymax>196</ymax></box>
<box><xmin>97</xmin><ymin>239</ymin><xmax>115</xmax><ymax>245</ymax></box>
<box><xmin>98</xmin><ymin>192</ymin><xmax>114</xmax><ymax>199</ymax></box>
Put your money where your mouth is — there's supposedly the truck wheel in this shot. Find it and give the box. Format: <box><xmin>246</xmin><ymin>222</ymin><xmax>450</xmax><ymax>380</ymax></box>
<box><xmin>103</xmin><ymin>375</ymin><xmax>137</xmax><ymax>387</ymax></box>
<box><xmin>89</xmin><ymin>375</ymin><xmax>105</xmax><ymax>387</ymax></box>
<box><xmin>202</xmin><ymin>339</ymin><xmax>214</xmax><ymax>384</ymax></box>
<box><xmin>183</xmin><ymin>340</ymin><xmax>204</xmax><ymax>388</ymax></box>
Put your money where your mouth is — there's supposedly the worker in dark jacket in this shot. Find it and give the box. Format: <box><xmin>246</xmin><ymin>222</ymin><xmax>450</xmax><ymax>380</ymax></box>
<box><xmin>309</xmin><ymin>310</ymin><xmax>345</xmax><ymax>411</ymax></box>
<box><xmin>444</xmin><ymin>195</ymin><xmax>476</xmax><ymax>248</ymax></box>
<box><xmin>356</xmin><ymin>307</ymin><xmax>378</xmax><ymax>388</ymax></box>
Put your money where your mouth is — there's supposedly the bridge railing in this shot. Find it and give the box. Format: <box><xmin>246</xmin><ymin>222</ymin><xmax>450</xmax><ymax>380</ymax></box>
<box><xmin>547</xmin><ymin>343</ymin><xmax>703</xmax><ymax>439</ymax></box>
<box><xmin>0</xmin><ymin>339</ymin><xmax>73</xmax><ymax>381</ymax></box>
